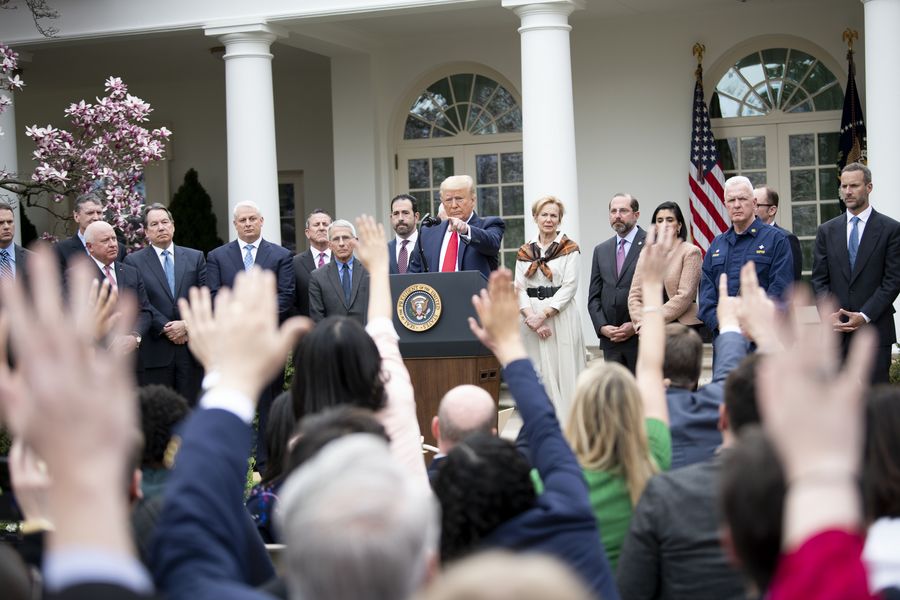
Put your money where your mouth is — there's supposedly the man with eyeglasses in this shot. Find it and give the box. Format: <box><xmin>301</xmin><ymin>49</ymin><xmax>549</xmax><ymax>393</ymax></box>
<box><xmin>753</xmin><ymin>185</ymin><xmax>802</xmax><ymax>281</ymax></box>
<box><xmin>125</xmin><ymin>203</ymin><xmax>207</xmax><ymax>404</ymax></box>
<box><xmin>698</xmin><ymin>176</ymin><xmax>793</xmax><ymax>335</ymax></box>
<box><xmin>407</xmin><ymin>175</ymin><xmax>505</xmax><ymax>279</ymax></box>
<box><xmin>308</xmin><ymin>219</ymin><xmax>369</xmax><ymax>325</ymax></box>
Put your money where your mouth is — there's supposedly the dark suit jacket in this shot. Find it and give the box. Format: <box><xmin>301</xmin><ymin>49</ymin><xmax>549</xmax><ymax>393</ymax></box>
<box><xmin>407</xmin><ymin>213</ymin><xmax>504</xmax><ymax>278</ymax></box>
<box><xmin>388</xmin><ymin>239</ymin><xmax>399</xmax><ymax>275</ymax></box>
<box><xmin>94</xmin><ymin>260</ymin><xmax>152</xmax><ymax>337</ymax></box>
<box><xmin>56</xmin><ymin>233</ymin><xmax>126</xmax><ymax>269</ymax></box>
<box><xmin>587</xmin><ymin>227</ymin><xmax>646</xmax><ymax>350</ymax></box>
<box><xmin>207</xmin><ymin>239</ymin><xmax>295</xmax><ymax>322</ymax></box>
<box><xmin>811</xmin><ymin>209</ymin><xmax>900</xmax><ymax>349</ymax></box>
<box><xmin>124</xmin><ymin>245</ymin><xmax>207</xmax><ymax>369</ymax></box>
<box><xmin>308</xmin><ymin>257</ymin><xmax>369</xmax><ymax>325</ymax></box>
<box><xmin>775</xmin><ymin>222</ymin><xmax>802</xmax><ymax>281</ymax></box>
<box><xmin>292</xmin><ymin>248</ymin><xmax>317</xmax><ymax>317</ymax></box>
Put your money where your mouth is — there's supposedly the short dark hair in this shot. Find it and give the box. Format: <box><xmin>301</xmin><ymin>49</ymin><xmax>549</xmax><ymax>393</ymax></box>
<box><xmin>285</xmin><ymin>406</ymin><xmax>389</xmax><ymax>475</ymax></box>
<box><xmin>74</xmin><ymin>191</ymin><xmax>104</xmax><ymax>212</ymax></box>
<box><xmin>863</xmin><ymin>385</ymin><xmax>900</xmax><ymax>521</ymax></box>
<box><xmin>291</xmin><ymin>317</ymin><xmax>387</xmax><ymax>421</ymax></box>
<box><xmin>305</xmin><ymin>209</ymin><xmax>332</xmax><ymax>228</ymax></box>
<box><xmin>138</xmin><ymin>385</ymin><xmax>190</xmax><ymax>468</ymax></box>
<box><xmin>650</xmin><ymin>201</ymin><xmax>688</xmax><ymax>241</ymax></box>
<box><xmin>391</xmin><ymin>194</ymin><xmax>418</xmax><ymax>214</ymax></box>
<box><xmin>433</xmin><ymin>433</ymin><xmax>536</xmax><ymax>564</ymax></box>
<box><xmin>143</xmin><ymin>202</ymin><xmax>173</xmax><ymax>227</ymax></box>
<box><xmin>754</xmin><ymin>186</ymin><xmax>780</xmax><ymax>208</ymax></box>
<box><xmin>724</xmin><ymin>353</ymin><xmax>762</xmax><ymax>434</ymax></box>
<box><xmin>610</xmin><ymin>193</ymin><xmax>639</xmax><ymax>213</ymax></box>
<box><xmin>261</xmin><ymin>391</ymin><xmax>297</xmax><ymax>485</ymax></box>
<box><xmin>842</xmin><ymin>161</ymin><xmax>872</xmax><ymax>184</ymax></box>
<box><xmin>663</xmin><ymin>324</ymin><xmax>703</xmax><ymax>389</ymax></box>
<box><xmin>720</xmin><ymin>426</ymin><xmax>784</xmax><ymax>592</ymax></box>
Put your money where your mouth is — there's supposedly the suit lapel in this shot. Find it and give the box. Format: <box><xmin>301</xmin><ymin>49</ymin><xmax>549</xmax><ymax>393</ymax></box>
<box><xmin>115</xmin><ymin>262</ymin><xmax>128</xmax><ymax>291</ymax></box>
<box><xmin>301</xmin><ymin>250</ymin><xmax>316</xmax><ymax>274</ymax></box>
<box><xmin>228</xmin><ymin>240</ymin><xmax>245</xmax><ymax>274</ymax></box>
<box><xmin>851</xmin><ymin>211</ymin><xmax>882</xmax><ymax>284</ymax></box>
<box><xmin>830</xmin><ymin>218</ymin><xmax>852</xmax><ymax>284</ymax></box>
<box><xmin>348</xmin><ymin>258</ymin><xmax>363</xmax><ymax>306</ymax></box>
<box><xmin>327</xmin><ymin>261</ymin><xmax>347</xmax><ymax>307</ymax></box>
<box><xmin>457</xmin><ymin>213</ymin><xmax>481</xmax><ymax>268</ymax></box>
<box><xmin>144</xmin><ymin>247</ymin><xmax>172</xmax><ymax>299</ymax></box>
<box><xmin>255</xmin><ymin>239</ymin><xmax>272</xmax><ymax>268</ymax></box>
<box><xmin>619</xmin><ymin>229</ymin><xmax>645</xmax><ymax>282</ymax></box>
<box><xmin>173</xmin><ymin>246</ymin><xmax>188</xmax><ymax>298</ymax></box>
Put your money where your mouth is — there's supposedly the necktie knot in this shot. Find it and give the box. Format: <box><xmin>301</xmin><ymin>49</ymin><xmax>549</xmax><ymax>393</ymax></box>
<box><xmin>401</xmin><ymin>239</ymin><xmax>409</xmax><ymax>247</ymax></box>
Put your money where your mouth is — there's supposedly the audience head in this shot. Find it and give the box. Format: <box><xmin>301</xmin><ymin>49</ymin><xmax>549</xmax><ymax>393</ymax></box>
<box><xmin>291</xmin><ymin>316</ymin><xmax>386</xmax><ymax>421</ymax></box>
<box><xmin>432</xmin><ymin>385</ymin><xmax>496</xmax><ymax>455</ymax></box>
<box><xmin>650</xmin><ymin>201</ymin><xmax>687</xmax><ymax>241</ymax></box>
<box><xmin>84</xmin><ymin>221</ymin><xmax>119</xmax><ymax>266</ymax></box>
<box><xmin>440</xmin><ymin>175</ymin><xmax>476</xmax><ymax>221</ymax></box>
<box><xmin>138</xmin><ymin>385</ymin><xmax>190</xmax><ymax>469</ymax></box>
<box><xmin>232</xmin><ymin>201</ymin><xmax>264</xmax><ymax>244</ymax></box>
<box><xmin>305</xmin><ymin>209</ymin><xmax>333</xmax><ymax>251</ymax></box>
<box><xmin>286</xmin><ymin>405</ymin><xmax>389</xmax><ymax>474</ymax></box>
<box><xmin>433</xmin><ymin>432</ymin><xmax>536</xmax><ymax>564</ymax></box>
<box><xmin>722</xmin><ymin>353</ymin><xmax>763</xmax><ymax>441</ymax></box>
<box><xmin>261</xmin><ymin>391</ymin><xmax>296</xmax><ymax>486</ymax></box>
<box><xmin>73</xmin><ymin>191</ymin><xmax>105</xmax><ymax>234</ymax></box>
<box><xmin>609</xmin><ymin>193</ymin><xmax>639</xmax><ymax>237</ymax></box>
<box><xmin>662</xmin><ymin>323</ymin><xmax>703</xmax><ymax>390</ymax></box>
<box><xmin>279</xmin><ymin>434</ymin><xmax>439</xmax><ymax>600</ymax></box>
<box><xmin>863</xmin><ymin>385</ymin><xmax>900</xmax><ymax>522</ymax></box>
<box><xmin>565</xmin><ymin>361</ymin><xmax>658</xmax><ymax>504</ymax></box>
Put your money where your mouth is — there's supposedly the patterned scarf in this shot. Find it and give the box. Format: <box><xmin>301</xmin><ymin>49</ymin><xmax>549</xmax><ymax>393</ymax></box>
<box><xmin>516</xmin><ymin>235</ymin><xmax>580</xmax><ymax>281</ymax></box>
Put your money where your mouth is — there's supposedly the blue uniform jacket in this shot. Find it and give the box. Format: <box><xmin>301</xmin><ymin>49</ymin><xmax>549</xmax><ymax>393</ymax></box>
<box><xmin>698</xmin><ymin>218</ymin><xmax>793</xmax><ymax>333</ymax></box>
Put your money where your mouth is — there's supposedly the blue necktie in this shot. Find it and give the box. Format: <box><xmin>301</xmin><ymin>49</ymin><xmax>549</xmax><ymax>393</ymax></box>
<box><xmin>162</xmin><ymin>249</ymin><xmax>175</xmax><ymax>296</ymax></box>
<box><xmin>848</xmin><ymin>216</ymin><xmax>860</xmax><ymax>270</ymax></box>
<box><xmin>341</xmin><ymin>262</ymin><xmax>352</xmax><ymax>306</ymax></box>
<box><xmin>243</xmin><ymin>244</ymin><xmax>254</xmax><ymax>271</ymax></box>
<box><xmin>0</xmin><ymin>249</ymin><xmax>12</xmax><ymax>280</ymax></box>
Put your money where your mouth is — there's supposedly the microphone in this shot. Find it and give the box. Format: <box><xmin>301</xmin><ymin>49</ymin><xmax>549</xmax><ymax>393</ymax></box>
<box><xmin>421</xmin><ymin>213</ymin><xmax>442</xmax><ymax>227</ymax></box>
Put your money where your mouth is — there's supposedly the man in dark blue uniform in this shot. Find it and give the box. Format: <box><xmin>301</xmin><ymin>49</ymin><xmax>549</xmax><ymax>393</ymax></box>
<box><xmin>698</xmin><ymin>176</ymin><xmax>794</xmax><ymax>334</ymax></box>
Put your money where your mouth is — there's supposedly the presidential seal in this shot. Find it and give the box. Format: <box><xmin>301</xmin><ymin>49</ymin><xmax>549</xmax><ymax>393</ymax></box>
<box><xmin>397</xmin><ymin>283</ymin><xmax>442</xmax><ymax>332</ymax></box>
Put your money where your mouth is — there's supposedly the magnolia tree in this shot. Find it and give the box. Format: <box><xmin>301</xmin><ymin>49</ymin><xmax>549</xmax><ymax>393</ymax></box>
<box><xmin>0</xmin><ymin>45</ymin><xmax>171</xmax><ymax>248</ymax></box>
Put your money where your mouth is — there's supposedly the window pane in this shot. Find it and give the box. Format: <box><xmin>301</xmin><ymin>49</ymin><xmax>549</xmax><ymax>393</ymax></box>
<box><xmin>821</xmin><ymin>201</ymin><xmax>842</xmax><ymax>223</ymax></box>
<box><xmin>802</xmin><ymin>61</ymin><xmax>837</xmax><ymax>94</ymax></box>
<box><xmin>746</xmin><ymin>171</ymin><xmax>767</xmax><ymax>187</ymax></box>
<box><xmin>785</xmin><ymin>50</ymin><xmax>816</xmax><ymax>85</ymax></box>
<box><xmin>502</xmin><ymin>185</ymin><xmax>524</xmax><ymax>216</ymax></box>
<box><xmin>432</xmin><ymin>190</ymin><xmax>442</xmax><ymax>215</ymax></box>
<box><xmin>496</xmin><ymin>109</ymin><xmax>522</xmax><ymax>133</ymax></box>
<box><xmin>472</xmin><ymin>75</ymin><xmax>499</xmax><ymax>108</ymax></box>
<box><xmin>404</xmin><ymin>115</ymin><xmax>431</xmax><ymax>140</ymax></box>
<box><xmin>451</xmin><ymin>74</ymin><xmax>473</xmax><ymax>105</ymax></box>
<box><xmin>716</xmin><ymin>138</ymin><xmax>737</xmax><ymax>171</ymax></box>
<box><xmin>408</xmin><ymin>159</ymin><xmax>429</xmax><ymax>189</ymax></box>
<box><xmin>502</xmin><ymin>250</ymin><xmax>518</xmax><ymax>270</ymax></box>
<box><xmin>799</xmin><ymin>238</ymin><xmax>814</xmax><ymax>272</ymax></box>
<box><xmin>740</xmin><ymin>136</ymin><xmax>766</xmax><ymax>169</ymax></box>
<box><xmin>487</xmin><ymin>86</ymin><xmax>517</xmax><ymax>119</ymax></box>
<box><xmin>432</xmin><ymin>157</ymin><xmax>454</xmax><ymax>187</ymax></box>
<box><xmin>410</xmin><ymin>94</ymin><xmax>446</xmax><ymax>122</ymax></box>
<box><xmin>791</xmin><ymin>169</ymin><xmax>816</xmax><ymax>201</ymax></box>
<box><xmin>500</xmin><ymin>152</ymin><xmax>524</xmax><ymax>183</ymax></box>
<box><xmin>718</xmin><ymin>69</ymin><xmax>752</xmax><ymax>100</ymax></box>
<box><xmin>410</xmin><ymin>191</ymin><xmax>430</xmax><ymax>215</ymax></box>
<box><xmin>432</xmin><ymin>127</ymin><xmax>453</xmax><ymax>138</ymax></box>
<box><xmin>787</xmin><ymin>99</ymin><xmax>813</xmax><ymax>113</ymax></box>
<box><xmin>789</xmin><ymin>134</ymin><xmax>815</xmax><ymax>167</ymax></box>
<box><xmin>792</xmin><ymin>203</ymin><xmax>818</xmax><ymax>236</ymax></box>
<box><xmin>818</xmin><ymin>168</ymin><xmax>840</xmax><ymax>200</ymax></box>
<box><xmin>505</xmin><ymin>217</ymin><xmax>525</xmax><ymax>248</ymax></box>
<box><xmin>426</xmin><ymin>78</ymin><xmax>453</xmax><ymax>107</ymax></box>
<box><xmin>812</xmin><ymin>84</ymin><xmax>843</xmax><ymax>112</ymax></box>
<box><xmin>818</xmin><ymin>133</ymin><xmax>840</xmax><ymax>166</ymax></box>
<box><xmin>478</xmin><ymin>186</ymin><xmax>499</xmax><ymax>216</ymax></box>
<box><xmin>716</xmin><ymin>95</ymin><xmax>742</xmax><ymax>118</ymax></box>
<box><xmin>761</xmin><ymin>48</ymin><xmax>787</xmax><ymax>78</ymax></box>
<box><xmin>476</xmin><ymin>154</ymin><xmax>498</xmax><ymax>185</ymax></box>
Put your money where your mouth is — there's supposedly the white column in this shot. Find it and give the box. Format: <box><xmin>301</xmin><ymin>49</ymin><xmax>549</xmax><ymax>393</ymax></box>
<box><xmin>0</xmin><ymin>86</ymin><xmax>21</xmax><ymax>244</ymax></box>
<box><xmin>206</xmin><ymin>23</ymin><xmax>284</xmax><ymax>244</ymax></box>
<box><xmin>503</xmin><ymin>0</ymin><xmax>583</xmax><ymax>242</ymax></box>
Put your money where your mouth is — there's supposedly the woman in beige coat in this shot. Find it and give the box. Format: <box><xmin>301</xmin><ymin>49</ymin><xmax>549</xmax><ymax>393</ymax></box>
<box><xmin>628</xmin><ymin>202</ymin><xmax>702</xmax><ymax>332</ymax></box>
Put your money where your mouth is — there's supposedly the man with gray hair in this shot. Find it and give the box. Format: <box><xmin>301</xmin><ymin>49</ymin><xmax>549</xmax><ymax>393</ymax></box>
<box><xmin>698</xmin><ymin>176</ymin><xmax>793</xmax><ymax>335</ymax></box>
<box><xmin>308</xmin><ymin>218</ymin><xmax>369</xmax><ymax>325</ymax></box>
<box><xmin>278</xmin><ymin>434</ymin><xmax>440</xmax><ymax>600</ymax></box>
<box><xmin>428</xmin><ymin>385</ymin><xmax>497</xmax><ymax>483</ymax></box>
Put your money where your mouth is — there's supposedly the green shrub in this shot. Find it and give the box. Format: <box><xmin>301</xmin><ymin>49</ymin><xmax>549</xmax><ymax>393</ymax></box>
<box><xmin>169</xmin><ymin>169</ymin><xmax>223</xmax><ymax>254</ymax></box>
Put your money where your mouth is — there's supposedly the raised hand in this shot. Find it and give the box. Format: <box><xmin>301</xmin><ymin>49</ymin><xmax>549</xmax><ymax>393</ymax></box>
<box><xmin>87</xmin><ymin>277</ymin><xmax>120</xmax><ymax>341</ymax></box>
<box><xmin>736</xmin><ymin>261</ymin><xmax>781</xmax><ymax>351</ymax></box>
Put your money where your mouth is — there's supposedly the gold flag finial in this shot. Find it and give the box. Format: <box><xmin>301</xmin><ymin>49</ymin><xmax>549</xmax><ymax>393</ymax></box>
<box><xmin>693</xmin><ymin>43</ymin><xmax>706</xmax><ymax>80</ymax></box>
<box><xmin>843</xmin><ymin>28</ymin><xmax>858</xmax><ymax>51</ymax></box>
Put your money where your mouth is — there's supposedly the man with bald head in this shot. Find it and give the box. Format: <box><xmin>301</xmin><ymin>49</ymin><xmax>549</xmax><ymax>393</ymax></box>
<box><xmin>698</xmin><ymin>176</ymin><xmax>794</xmax><ymax>335</ymax></box>
<box><xmin>428</xmin><ymin>384</ymin><xmax>497</xmax><ymax>484</ymax></box>
<box><xmin>55</xmin><ymin>191</ymin><xmax>126</xmax><ymax>271</ymax></box>
<box><xmin>84</xmin><ymin>221</ymin><xmax>152</xmax><ymax>355</ymax></box>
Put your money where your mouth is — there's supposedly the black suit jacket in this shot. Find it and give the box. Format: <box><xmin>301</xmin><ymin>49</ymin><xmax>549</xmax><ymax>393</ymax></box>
<box><xmin>308</xmin><ymin>257</ymin><xmax>369</xmax><ymax>325</ymax></box>
<box><xmin>587</xmin><ymin>227</ymin><xmax>646</xmax><ymax>350</ymax></box>
<box><xmin>56</xmin><ymin>233</ymin><xmax>126</xmax><ymax>269</ymax></box>
<box><xmin>775</xmin><ymin>222</ymin><xmax>802</xmax><ymax>281</ymax></box>
<box><xmin>812</xmin><ymin>208</ymin><xmax>900</xmax><ymax>349</ymax></box>
<box><xmin>292</xmin><ymin>248</ymin><xmax>318</xmax><ymax>317</ymax></box>
<box><xmin>207</xmin><ymin>239</ymin><xmax>295</xmax><ymax>322</ymax></box>
<box><xmin>124</xmin><ymin>245</ymin><xmax>207</xmax><ymax>369</ymax></box>
<box><xmin>93</xmin><ymin>260</ymin><xmax>153</xmax><ymax>338</ymax></box>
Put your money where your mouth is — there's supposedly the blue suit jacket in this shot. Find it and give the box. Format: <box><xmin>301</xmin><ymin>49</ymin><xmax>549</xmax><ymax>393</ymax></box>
<box><xmin>125</xmin><ymin>245</ymin><xmax>207</xmax><ymax>369</ymax></box>
<box><xmin>407</xmin><ymin>213</ymin><xmax>504</xmax><ymax>278</ymax></box>
<box><xmin>207</xmin><ymin>239</ymin><xmax>295</xmax><ymax>322</ymax></box>
<box><xmin>665</xmin><ymin>331</ymin><xmax>749</xmax><ymax>469</ymax></box>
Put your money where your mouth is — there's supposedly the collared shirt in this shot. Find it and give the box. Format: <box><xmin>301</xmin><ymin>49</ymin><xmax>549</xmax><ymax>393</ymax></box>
<box><xmin>312</xmin><ymin>247</ymin><xmax>332</xmax><ymax>268</ymax></box>
<box><xmin>846</xmin><ymin>204</ymin><xmax>873</xmax><ymax>245</ymax></box>
<box><xmin>439</xmin><ymin>214</ymin><xmax>473</xmax><ymax>272</ymax></box>
<box><xmin>394</xmin><ymin>230</ymin><xmax>419</xmax><ymax>263</ymax></box>
<box><xmin>153</xmin><ymin>242</ymin><xmax>175</xmax><ymax>270</ymax></box>
<box><xmin>0</xmin><ymin>244</ymin><xmax>17</xmax><ymax>278</ymax></box>
<box><xmin>239</xmin><ymin>237</ymin><xmax>261</xmax><ymax>265</ymax></box>
<box><xmin>336</xmin><ymin>257</ymin><xmax>354</xmax><ymax>285</ymax></box>
<box><xmin>616</xmin><ymin>225</ymin><xmax>640</xmax><ymax>258</ymax></box>
<box><xmin>91</xmin><ymin>256</ymin><xmax>116</xmax><ymax>283</ymax></box>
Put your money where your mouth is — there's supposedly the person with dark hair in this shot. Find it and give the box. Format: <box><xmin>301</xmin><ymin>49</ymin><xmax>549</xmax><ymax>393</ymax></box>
<box><xmin>245</xmin><ymin>392</ymin><xmax>295</xmax><ymax>544</ymax></box>
<box><xmin>55</xmin><ymin>191</ymin><xmax>127</xmax><ymax>270</ymax></box>
<box><xmin>125</xmin><ymin>203</ymin><xmax>207</xmax><ymax>403</ymax></box>
<box><xmin>588</xmin><ymin>193</ymin><xmax>645</xmax><ymax>373</ymax></box>
<box><xmin>138</xmin><ymin>384</ymin><xmax>190</xmax><ymax>501</ymax></box>
<box><xmin>285</xmin><ymin>405</ymin><xmax>389</xmax><ymax>474</ymax></box>
<box><xmin>628</xmin><ymin>201</ymin><xmax>702</xmax><ymax>332</ymax></box>
<box><xmin>292</xmin><ymin>209</ymin><xmax>333</xmax><ymax>317</ymax></box>
<box><xmin>389</xmin><ymin>194</ymin><xmax>420</xmax><ymax>274</ymax></box>
<box><xmin>753</xmin><ymin>186</ymin><xmax>802</xmax><ymax>281</ymax></box>
<box><xmin>436</xmin><ymin>268</ymin><xmax>619</xmax><ymax>600</ymax></box>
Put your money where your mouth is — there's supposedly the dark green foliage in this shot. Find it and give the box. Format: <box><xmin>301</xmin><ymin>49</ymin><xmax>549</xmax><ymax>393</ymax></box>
<box><xmin>168</xmin><ymin>169</ymin><xmax>223</xmax><ymax>254</ymax></box>
<box><xmin>19</xmin><ymin>206</ymin><xmax>38</xmax><ymax>247</ymax></box>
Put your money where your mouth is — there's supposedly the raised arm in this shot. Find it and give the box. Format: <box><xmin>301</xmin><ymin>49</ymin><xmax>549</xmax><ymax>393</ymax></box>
<box><xmin>634</xmin><ymin>226</ymin><xmax>669</xmax><ymax>426</ymax></box>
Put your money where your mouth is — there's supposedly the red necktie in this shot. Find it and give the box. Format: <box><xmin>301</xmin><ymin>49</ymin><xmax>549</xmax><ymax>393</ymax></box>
<box><xmin>398</xmin><ymin>239</ymin><xmax>409</xmax><ymax>274</ymax></box>
<box><xmin>104</xmin><ymin>264</ymin><xmax>117</xmax><ymax>287</ymax></box>
<box><xmin>441</xmin><ymin>232</ymin><xmax>459</xmax><ymax>272</ymax></box>
<box><xmin>317</xmin><ymin>252</ymin><xmax>325</xmax><ymax>268</ymax></box>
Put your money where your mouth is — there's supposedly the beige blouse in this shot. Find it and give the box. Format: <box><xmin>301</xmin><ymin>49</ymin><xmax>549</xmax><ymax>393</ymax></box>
<box><xmin>628</xmin><ymin>240</ymin><xmax>702</xmax><ymax>328</ymax></box>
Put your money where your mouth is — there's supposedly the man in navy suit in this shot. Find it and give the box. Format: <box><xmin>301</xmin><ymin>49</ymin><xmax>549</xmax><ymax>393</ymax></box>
<box><xmin>125</xmin><ymin>203</ymin><xmax>207</xmax><ymax>404</ymax></box>
<box><xmin>754</xmin><ymin>185</ymin><xmax>802</xmax><ymax>281</ymax></box>
<box><xmin>407</xmin><ymin>175</ymin><xmax>504</xmax><ymax>278</ymax></box>
<box><xmin>55</xmin><ymin>191</ymin><xmax>126</xmax><ymax>271</ymax></box>
<box><xmin>812</xmin><ymin>162</ymin><xmax>900</xmax><ymax>383</ymax></box>
<box><xmin>388</xmin><ymin>194</ymin><xmax>420</xmax><ymax>275</ymax></box>
<box><xmin>588</xmin><ymin>193</ymin><xmax>646</xmax><ymax>372</ymax></box>
<box><xmin>207</xmin><ymin>201</ymin><xmax>295</xmax><ymax>467</ymax></box>
<box><xmin>84</xmin><ymin>221</ymin><xmax>152</xmax><ymax>356</ymax></box>
<box><xmin>292</xmin><ymin>209</ymin><xmax>332</xmax><ymax>317</ymax></box>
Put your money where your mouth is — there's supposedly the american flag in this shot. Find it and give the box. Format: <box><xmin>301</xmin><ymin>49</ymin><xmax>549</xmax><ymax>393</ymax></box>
<box><xmin>688</xmin><ymin>77</ymin><xmax>727</xmax><ymax>255</ymax></box>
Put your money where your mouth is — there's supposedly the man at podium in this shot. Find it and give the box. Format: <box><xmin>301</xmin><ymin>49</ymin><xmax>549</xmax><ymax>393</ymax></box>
<box><xmin>407</xmin><ymin>175</ymin><xmax>505</xmax><ymax>279</ymax></box>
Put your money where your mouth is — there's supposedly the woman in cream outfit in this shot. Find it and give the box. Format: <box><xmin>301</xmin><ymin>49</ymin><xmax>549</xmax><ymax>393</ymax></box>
<box><xmin>515</xmin><ymin>196</ymin><xmax>586</xmax><ymax>421</ymax></box>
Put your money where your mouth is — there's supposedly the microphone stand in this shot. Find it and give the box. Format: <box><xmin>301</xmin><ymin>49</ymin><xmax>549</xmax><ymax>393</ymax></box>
<box><xmin>417</xmin><ymin>218</ymin><xmax>430</xmax><ymax>273</ymax></box>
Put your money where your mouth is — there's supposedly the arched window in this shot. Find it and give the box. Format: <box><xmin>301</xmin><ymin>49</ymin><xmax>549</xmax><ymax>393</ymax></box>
<box><xmin>403</xmin><ymin>74</ymin><xmax>522</xmax><ymax>139</ymax></box>
<box><xmin>713</xmin><ymin>48</ymin><xmax>843</xmax><ymax>118</ymax></box>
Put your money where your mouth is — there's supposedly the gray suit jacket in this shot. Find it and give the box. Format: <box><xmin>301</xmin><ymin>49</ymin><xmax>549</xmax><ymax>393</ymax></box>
<box><xmin>308</xmin><ymin>257</ymin><xmax>369</xmax><ymax>325</ymax></box>
<box><xmin>587</xmin><ymin>227</ymin><xmax>646</xmax><ymax>350</ymax></box>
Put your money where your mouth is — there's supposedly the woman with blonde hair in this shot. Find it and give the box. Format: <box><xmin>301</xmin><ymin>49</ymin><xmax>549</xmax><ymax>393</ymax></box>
<box><xmin>564</xmin><ymin>225</ymin><xmax>674</xmax><ymax>570</ymax></box>
<box><xmin>515</xmin><ymin>195</ymin><xmax>586</xmax><ymax>421</ymax></box>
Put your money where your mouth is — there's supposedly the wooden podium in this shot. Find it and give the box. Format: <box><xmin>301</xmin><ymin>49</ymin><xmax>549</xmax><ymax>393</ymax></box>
<box><xmin>390</xmin><ymin>272</ymin><xmax>501</xmax><ymax>447</ymax></box>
